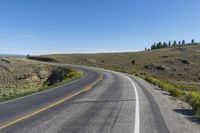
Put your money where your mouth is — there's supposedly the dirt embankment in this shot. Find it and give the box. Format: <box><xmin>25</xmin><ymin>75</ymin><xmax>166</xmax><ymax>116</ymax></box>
<box><xmin>0</xmin><ymin>57</ymin><xmax>83</xmax><ymax>102</ymax></box>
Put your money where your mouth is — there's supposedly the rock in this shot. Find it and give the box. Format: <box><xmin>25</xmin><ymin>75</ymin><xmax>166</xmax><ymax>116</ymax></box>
<box><xmin>156</xmin><ymin>65</ymin><xmax>171</xmax><ymax>71</ymax></box>
<box><xmin>144</xmin><ymin>64</ymin><xmax>155</xmax><ymax>69</ymax></box>
<box><xmin>180</xmin><ymin>59</ymin><xmax>190</xmax><ymax>65</ymax></box>
<box><xmin>30</xmin><ymin>75</ymin><xmax>40</xmax><ymax>82</ymax></box>
<box><xmin>144</xmin><ymin>64</ymin><xmax>171</xmax><ymax>72</ymax></box>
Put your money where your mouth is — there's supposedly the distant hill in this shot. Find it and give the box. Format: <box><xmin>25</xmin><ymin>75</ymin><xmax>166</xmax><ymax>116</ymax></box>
<box><xmin>0</xmin><ymin>54</ymin><xmax>25</xmax><ymax>57</ymax></box>
<box><xmin>28</xmin><ymin>45</ymin><xmax>200</xmax><ymax>117</ymax></box>
<box><xmin>41</xmin><ymin>45</ymin><xmax>200</xmax><ymax>86</ymax></box>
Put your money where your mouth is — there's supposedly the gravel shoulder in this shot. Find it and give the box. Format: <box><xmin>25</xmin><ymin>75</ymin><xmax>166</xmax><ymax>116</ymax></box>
<box><xmin>131</xmin><ymin>75</ymin><xmax>200</xmax><ymax>133</ymax></box>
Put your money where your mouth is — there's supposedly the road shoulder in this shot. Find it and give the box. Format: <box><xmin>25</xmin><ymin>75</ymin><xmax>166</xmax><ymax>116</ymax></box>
<box><xmin>131</xmin><ymin>75</ymin><xmax>200</xmax><ymax>133</ymax></box>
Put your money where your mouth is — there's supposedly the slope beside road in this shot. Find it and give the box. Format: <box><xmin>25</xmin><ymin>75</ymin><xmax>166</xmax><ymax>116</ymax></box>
<box><xmin>0</xmin><ymin>65</ymin><xmax>199</xmax><ymax>133</ymax></box>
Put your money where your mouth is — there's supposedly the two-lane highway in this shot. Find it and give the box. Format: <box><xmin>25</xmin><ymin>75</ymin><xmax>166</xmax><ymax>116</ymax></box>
<box><xmin>0</xmin><ymin>65</ymin><xmax>169</xmax><ymax>133</ymax></box>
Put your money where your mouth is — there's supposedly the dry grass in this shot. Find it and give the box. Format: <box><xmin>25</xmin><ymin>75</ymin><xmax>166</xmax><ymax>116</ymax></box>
<box><xmin>45</xmin><ymin>45</ymin><xmax>200</xmax><ymax>85</ymax></box>
<box><xmin>146</xmin><ymin>76</ymin><xmax>200</xmax><ymax>116</ymax></box>
<box><xmin>0</xmin><ymin>57</ymin><xmax>83</xmax><ymax>102</ymax></box>
<box><xmin>36</xmin><ymin>45</ymin><xmax>200</xmax><ymax>116</ymax></box>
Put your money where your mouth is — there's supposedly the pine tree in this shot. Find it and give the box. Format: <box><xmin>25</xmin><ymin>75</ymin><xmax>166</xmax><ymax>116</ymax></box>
<box><xmin>163</xmin><ymin>42</ymin><xmax>167</xmax><ymax>48</ymax></box>
<box><xmin>157</xmin><ymin>42</ymin><xmax>162</xmax><ymax>49</ymax></box>
<box><xmin>168</xmin><ymin>41</ymin><xmax>171</xmax><ymax>47</ymax></box>
<box><xmin>26</xmin><ymin>54</ymin><xmax>30</xmax><ymax>59</ymax></box>
<box><xmin>178</xmin><ymin>41</ymin><xmax>181</xmax><ymax>46</ymax></box>
<box><xmin>172</xmin><ymin>41</ymin><xmax>177</xmax><ymax>47</ymax></box>
<box><xmin>182</xmin><ymin>40</ymin><xmax>185</xmax><ymax>45</ymax></box>
<box><xmin>191</xmin><ymin>39</ymin><xmax>195</xmax><ymax>45</ymax></box>
<box><xmin>151</xmin><ymin>43</ymin><xmax>156</xmax><ymax>50</ymax></box>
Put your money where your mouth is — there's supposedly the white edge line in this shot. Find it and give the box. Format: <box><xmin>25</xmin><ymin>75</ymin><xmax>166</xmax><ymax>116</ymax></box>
<box><xmin>122</xmin><ymin>74</ymin><xmax>140</xmax><ymax>133</ymax></box>
<box><xmin>21</xmin><ymin>63</ymin><xmax>139</xmax><ymax>132</ymax></box>
<box><xmin>2</xmin><ymin>62</ymin><xmax>140</xmax><ymax>132</ymax></box>
<box><xmin>91</xmin><ymin>67</ymin><xmax>140</xmax><ymax>133</ymax></box>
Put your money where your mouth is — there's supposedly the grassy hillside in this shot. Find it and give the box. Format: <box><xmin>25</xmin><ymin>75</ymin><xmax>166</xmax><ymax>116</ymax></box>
<box><xmin>43</xmin><ymin>45</ymin><xmax>200</xmax><ymax>116</ymax></box>
<box><xmin>45</xmin><ymin>45</ymin><xmax>200</xmax><ymax>84</ymax></box>
<box><xmin>0</xmin><ymin>57</ymin><xmax>83</xmax><ymax>102</ymax></box>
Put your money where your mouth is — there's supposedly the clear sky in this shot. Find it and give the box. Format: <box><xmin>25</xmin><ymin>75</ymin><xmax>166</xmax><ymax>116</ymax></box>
<box><xmin>0</xmin><ymin>0</ymin><xmax>200</xmax><ymax>55</ymax></box>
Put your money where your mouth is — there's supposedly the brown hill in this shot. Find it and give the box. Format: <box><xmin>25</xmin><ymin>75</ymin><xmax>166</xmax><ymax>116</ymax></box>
<box><xmin>0</xmin><ymin>57</ymin><xmax>83</xmax><ymax>102</ymax></box>
<box><xmin>45</xmin><ymin>45</ymin><xmax>200</xmax><ymax>85</ymax></box>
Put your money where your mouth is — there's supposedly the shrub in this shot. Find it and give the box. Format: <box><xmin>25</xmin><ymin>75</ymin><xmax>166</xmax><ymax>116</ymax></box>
<box><xmin>146</xmin><ymin>76</ymin><xmax>200</xmax><ymax>116</ymax></box>
<box><xmin>132</xmin><ymin>60</ymin><xmax>135</xmax><ymax>65</ymax></box>
<box><xmin>174</xmin><ymin>84</ymin><xmax>200</xmax><ymax>92</ymax></box>
<box><xmin>145</xmin><ymin>77</ymin><xmax>183</xmax><ymax>97</ymax></box>
<box><xmin>168</xmin><ymin>88</ymin><xmax>182</xmax><ymax>97</ymax></box>
<box><xmin>28</xmin><ymin>56</ymin><xmax>57</xmax><ymax>62</ymax></box>
<box><xmin>185</xmin><ymin>92</ymin><xmax>200</xmax><ymax>116</ymax></box>
<box><xmin>145</xmin><ymin>77</ymin><xmax>160</xmax><ymax>85</ymax></box>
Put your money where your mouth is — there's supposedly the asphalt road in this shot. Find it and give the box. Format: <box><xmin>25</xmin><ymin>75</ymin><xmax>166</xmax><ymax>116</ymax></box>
<box><xmin>0</xmin><ymin>65</ymin><xmax>169</xmax><ymax>133</ymax></box>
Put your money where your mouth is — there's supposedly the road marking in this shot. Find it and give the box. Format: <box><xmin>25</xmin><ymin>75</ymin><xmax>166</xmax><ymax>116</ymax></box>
<box><xmin>93</xmin><ymin>67</ymin><xmax>140</xmax><ymax>133</ymax></box>
<box><xmin>121</xmin><ymin>74</ymin><xmax>140</xmax><ymax>133</ymax></box>
<box><xmin>0</xmin><ymin>75</ymin><xmax>103</xmax><ymax>130</ymax></box>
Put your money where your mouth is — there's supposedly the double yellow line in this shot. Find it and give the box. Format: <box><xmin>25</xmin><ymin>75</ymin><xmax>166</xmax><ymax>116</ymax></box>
<box><xmin>0</xmin><ymin>75</ymin><xmax>103</xmax><ymax>130</ymax></box>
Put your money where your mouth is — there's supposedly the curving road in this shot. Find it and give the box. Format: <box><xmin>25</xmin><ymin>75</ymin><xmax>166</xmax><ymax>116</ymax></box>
<box><xmin>0</xmin><ymin>65</ymin><xmax>169</xmax><ymax>133</ymax></box>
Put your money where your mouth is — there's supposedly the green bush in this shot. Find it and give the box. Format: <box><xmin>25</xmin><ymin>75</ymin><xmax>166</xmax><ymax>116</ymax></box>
<box><xmin>145</xmin><ymin>77</ymin><xmax>183</xmax><ymax>97</ymax></box>
<box><xmin>146</xmin><ymin>76</ymin><xmax>200</xmax><ymax>116</ymax></box>
<box><xmin>185</xmin><ymin>92</ymin><xmax>200</xmax><ymax>116</ymax></box>
<box><xmin>168</xmin><ymin>88</ymin><xmax>182</xmax><ymax>97</ymax></box>
<box><xmin>146</xmin><ymin>77</ymin><xmax>160</xmax><ymax>85</ymax></box>
<box><xmin>174</xmin><ymin>84</ymin><xmax>200</xmax><ymax>92</ymax></box>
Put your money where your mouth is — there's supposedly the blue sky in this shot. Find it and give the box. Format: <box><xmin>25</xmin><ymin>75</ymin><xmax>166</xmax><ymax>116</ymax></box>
<box><xmin>0</xmin><ymin>0</ymin><xmax>200</xmax><ymax>55</ymax></box>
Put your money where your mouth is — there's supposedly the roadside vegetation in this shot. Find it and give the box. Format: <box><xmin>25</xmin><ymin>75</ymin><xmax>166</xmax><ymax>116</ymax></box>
<box><xmin>146</xmin><ymin>77</ymin><xmax>200</xmax><ymax>116</ymax></box>
<box><xmin>43</xmin><ymin>44</ymin><xmax>200</xmax><ymax>83</ymax></box>
<box><xmin>0</xmin><ymin>57</ymin><xmax>83</xmax><ymax>103</ymax></box>
<box><xmin>148</xmin><ymin>39</ymin><xmax>199</xmax><ymax>50</ymax></box>
<box><xmin>32</xmin><ymin>44</ymin><xmax>200</xmax><ymax>117</ymax></box>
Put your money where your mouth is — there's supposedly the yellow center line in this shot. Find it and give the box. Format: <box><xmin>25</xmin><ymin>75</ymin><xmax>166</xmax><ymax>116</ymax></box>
<box><xmin>0</xmin><ymin>75</ymin><xmax>103</xmax><ymax>130</ymax></box>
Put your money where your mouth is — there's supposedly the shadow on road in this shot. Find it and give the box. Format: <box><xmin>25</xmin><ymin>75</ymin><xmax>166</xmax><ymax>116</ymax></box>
<box><xmin>173</xmin><ymin>109</ymin><xmax>200</xmax><ymax>124</ymax></box>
